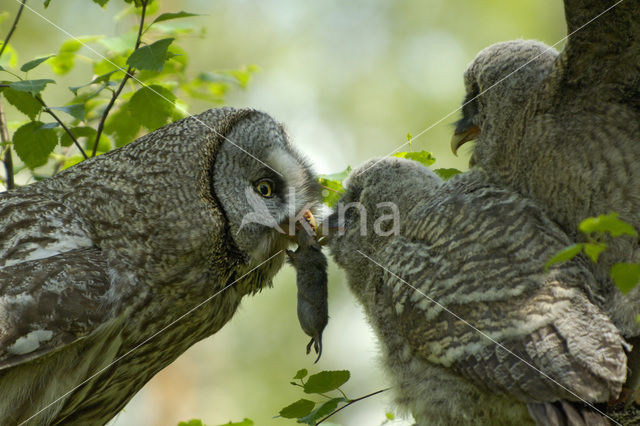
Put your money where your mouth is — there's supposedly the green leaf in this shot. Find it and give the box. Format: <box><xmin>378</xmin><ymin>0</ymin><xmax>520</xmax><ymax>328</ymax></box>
<box><xmin>129</xmin><ymin>85</ymin><xmax>176</xmax><ymax>130</ymax></box>
<box><xmin>578</xmin><ymin>213</ymin><xmax>638</xmax><ymax>238</ymax></box>
<box><xmin>151</xmin><ymin>11</ymin><xmax>200</xmax><ymax>26</ymax></box>
<box><xmin>177</xmin><ymin>420</ymin><xmax>204</xmax><ymax>426</ymax></box>
<box><xmin>100</xmin><ymin>32</ymin><xmax>138</xmax><ymax>55</ymax></box>
<box><xmin>217</xmin><ymin>419</ymin><xmax>253</xmax><ymax>426</ymax></box>
<box><xmin>20</xmin><ymin>55</ymin><xmax>55</xmax><ymax>72</ymax></box>
<box><xmin>0</xmin><ymin>43</ymin><xmax>18</xmax><ymax>68</ymax></box>
<box><xmin>318</xmin><ymin>166</ymin><xmax>351</xmax><ymax>183</ymax></box>
<box><xmin>197</xmin><ymin>71</ymin><xmax>235</xmax><ymax>84</ymax></box>
<box><xmin>183</xmin><ymin>78</ymin><xmax>228</xmax><ymax>103</ymax></box>
<box><xmin>317</xmin><ymin>166</ymin><xmax>350</xmax><ymax>208</ymax></box>
<box><xmin>61</xmin><ymin>155</ymin><xmax>86</xmax><ymax>170</ymax></box>
<box><xmin>317</xmin><ymin>178</ymin><xmax>344</xmax><ymax>208</ymax></box>
<box><xmin>293</xmin><ymin>369</ymin><xmax>308</xmax><ymax>380</ymax></box>
<box><xmin>69</xmin><ymin>85</ymin><xmax>109</xmax><ymax>116</ymax></box>
<box><xmin>610</xmin><ymin>263</ymin><xmax>640</xmax><ymax>294</ymax></box>
<box><xmin>105</xmin><ymin>104</ymin><xmax>141</xmax><ymax>147</ymax></box>
<box><xmin>49</xmin><ymin>38</ymin><xmax>87</xmax><ymax>75</ymax></box>
<box><xmin>40</xmin><ymin>122</ymin><xmax>59</xmax><ymax>130</ymax></box>
<box><xmin>196</xmin><ymin>66</ymin><xmax>259</xmax><ymax>90</ymax></box>
<box><xmin>92</xmin><ymin>0</ymin><xmax>110</xmax><ymax>7</ymax></box>
<box><xmin>434</xmin><ymin>168</ymin><xmax>462</xmax><ymax>180</ymax></box>
<box><xmin>60</xmin><ymin>126</ymin><xmax>96</xmax><ymax>147</ymax></box>
<box><xmin>392</xmin><ymin>150</ymin><xmax>436</xmax><ymax>167</ymax></box>
<box><xmin>127</xmin><ymin>38</ymin><xmax>174</xmax><ymax>72</ymax></box>
<box><xmin>48</xmin><ymin>104</ymin><xmax>85</xmax><ymax>121</ymax></box>
<box><xmin>152</xmin><ymin>21</ymin><xmax>202</xmax><ymax>37</ymax></box>
<box><xmin>13</xmin><ymin>121</ymin><xmax>58</xmax><ymax>169</ymax></box>
<box><xmin>9</xmin><ymin>79</ymin><xmax>55</xmax><ymax>95</ymax></box>
<box><xmin>297</xmin><ymin>398</ymin><xmax>345</xmax><ymax>425</ymax></box>
<box><xmin>385</xmin><ymin>412</ymin><xmax>395</xmax><ymax>420</ymax></box>
<box><xmin>545</xmin><ymin>243</ymin><xmax>583</xmax><ymax>270</ymax></box>
<box><xmin>93</xmin><ymin>56</ymin><xmax>127</xmax><ymax>77</ymax></box>
<box><xmin>278</xmin><ymin>399</ymin><xmax>315</xmax><ymax>419</ymax></box>
<box><xmin>227</xmin><ymin>68</ymin><xmax>255</xmax><ymax>89</ymax></box>
<box><xmin>303</xmin><ymin>370</ymin><xmax>350</xmax><ymax>394</ymax></box>
<box><xmin>69</xmin><ymin>70</ymin><xmax>118</xmax><ymax>95</ymax></box>
<box><xmin>583</xmin><ymin>242</ymin><xmax>607</xmax><ymax>263</ymax></box>
<box><xmin>1</xmin><ymin>87</ymin><xmax>42</xmax><ymax>120</ymax></box>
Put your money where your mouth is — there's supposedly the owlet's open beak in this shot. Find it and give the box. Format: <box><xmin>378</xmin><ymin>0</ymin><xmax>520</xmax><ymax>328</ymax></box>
<box><xmin>302</xmin><ymin>210</ymin><xmax>318</xmax><ymax>234</ymax></box>
<box><xmin>282</xmin><ymin>209</ymin><xmax>318</xmax><ymax>240</ymax></box>
<box><xmin>451</xmin><ymin>119</ymin><xmax>481</xmax><ymax>156</ymax></box>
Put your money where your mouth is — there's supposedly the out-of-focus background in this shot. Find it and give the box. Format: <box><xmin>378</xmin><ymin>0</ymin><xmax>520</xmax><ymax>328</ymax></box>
<box><xmin>2</xmin><ymin>0</ymin><xmax>564</xmax><ymax>424</ymax></box>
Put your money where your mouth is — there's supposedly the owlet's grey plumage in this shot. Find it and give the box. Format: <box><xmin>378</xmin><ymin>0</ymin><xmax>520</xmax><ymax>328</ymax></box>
<box><xmin>0</xmin><ymin>107</ymin><xmax>320</xmax><ymax>424</ymax></box>
<box><xmin>452</xmin><ymin>0</ymin><xmax>640</xmax><ymax>341</ymax></box>
<box><xmin>330</xmin><ymin>158</ymin><xmax>627</xmax><ymax>425</ymax></box>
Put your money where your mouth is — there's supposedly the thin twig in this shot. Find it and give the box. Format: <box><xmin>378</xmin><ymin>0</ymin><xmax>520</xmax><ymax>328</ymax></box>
<box><xmin>316</xmin><ymin>388</ymin><xmax>389</xmax><ymax>425</ymax></box>
<box><xmin>0</xmin><ymin>0</ymin><xmax>28</xmax><ymax>189</ymax></box>
<box><xmin>320</xmin><ymin>184</ymin><xmax>345</xmax><ymax>195</ymax></box>
<box><xmin>0</xmin><ymin>102</ymin><xmax>14</xmax><ymax>190</ymax></box>
<box><xmin>91</xmin><ymin>0</ymin><xmax>148</xmax><ymax>157</ymax></box>
<box><xmin>35</xmin><ymin>95</ymin><xmax>88</xmax><ymax>159</ymax></box>
<box><xmin>0</xmin><ymin>0</ymin><xmax>26</xmax><ymax>58</ymax></box>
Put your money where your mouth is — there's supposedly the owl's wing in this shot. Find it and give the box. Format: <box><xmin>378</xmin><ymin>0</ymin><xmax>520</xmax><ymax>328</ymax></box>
<box><xmin>0</xmin><ymin>247</ymin><xmax>116</xmax><ymax>370</ymax></box>
<box><xmin>0</xmin><ymin>190</ymin><xmax>95</xmax><ymax>268</ymax></box>
<box><xmin>378</xmin><ymin>236</ymin><xmax>626</xmax><ymax>403</ymax></box>
<box><xmin>557</xmin><ymin>0</ymin><xmax>640</xmax><ymax>93</ymax></box>
<box><xmin>0</xmin><ymin>191</ymin><xmax>117</xmax><ymax>370</ymax></box>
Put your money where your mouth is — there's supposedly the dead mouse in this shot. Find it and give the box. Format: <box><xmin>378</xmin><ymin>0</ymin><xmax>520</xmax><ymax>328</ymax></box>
<box><xmin>287</xmin><ymin>228</ymin><xmax>328</xmax><ymax>363</ymax></box>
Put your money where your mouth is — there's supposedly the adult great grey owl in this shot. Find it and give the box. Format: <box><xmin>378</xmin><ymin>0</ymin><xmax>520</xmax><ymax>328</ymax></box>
<box><xmin>329</xmin><ymin>158</ymin><xmax>627</xmax><ymax>425</ymax></box>
<box><xmin>0</xmin><ymin>107</ymin><xmax>320</xmax><ymax>424</ymax></box>
<box><xmin>450</xmin><ymin>0</ymin><xmax>640</xmax><ymax>340</ymax></box>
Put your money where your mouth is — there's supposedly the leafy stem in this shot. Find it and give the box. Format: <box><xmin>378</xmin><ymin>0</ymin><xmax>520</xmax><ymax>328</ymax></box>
<box><xmin>0</xmin><ymin>68</ymin><xmax>23</xmax><ymax>80</ymax></box>
<box><xmin>0</xmin><ymin>0</ymin><xmax>26</xmax><ymax>58</ymax></box>
<box><xmin>35</xmin><ymin>95</ymin><xmax>87</xmax><ymax>159</ymax></box>
<box><xmin>92</xmin><ymin>0</ymin><xmax>148</xmax><ymax>157</ymax></box>
<box><xmin>0</xmin><ymin>102</ymin><xmax>14</xmax><ymax>190</ymax></box>
<box><xmin>335</xmin><ymin>387</ymin><xmax>349</xmax><ymax>401</ymax></box>
<box><xmin>316</xmin><ymin>388</ymin><xmax>389</xmax><ymax>425</ymax></box>
<box><xmin>319</xmin><ymin>184</ymin><xmax>344</xmax><ymax>195</ymax></box>
<box><xmin>0</xmin><ymin>0</ymin><xmax>27</xmax><ymax>190</ymax></box>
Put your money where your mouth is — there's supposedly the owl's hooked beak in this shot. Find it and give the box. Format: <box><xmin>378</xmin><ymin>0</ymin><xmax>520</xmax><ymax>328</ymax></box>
<box><xmin>451</xmin><ymin>119</ymin><xmax>480</xmax><ymax>156</ymax></box>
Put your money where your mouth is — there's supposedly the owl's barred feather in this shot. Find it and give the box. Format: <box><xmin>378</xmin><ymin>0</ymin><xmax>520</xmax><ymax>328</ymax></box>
<box><xmin>330</xmin><ymin>158</ymin><xmax>626</xmax><ymax>425</ymax></box>
<box><xmin>453</xmin><ymin>0</ymin><xmax>640</xmax><ymax>340</ymax></box>
<box><xmin>0</xmin><ymin>107</ymin><xmax>320</xmax><ymax>424</ymax></box>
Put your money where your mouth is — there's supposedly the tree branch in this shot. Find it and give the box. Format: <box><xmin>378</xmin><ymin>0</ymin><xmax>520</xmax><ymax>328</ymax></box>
<box><xmin>0</xmin><ymin>102</ymin><xmax>14</xmax><ymax>190</ymax></box>
<box><xmin>0</xmin><ymin>0</ymin><xmax>28</xmax><ymax>190</ymax></box>
<box><xmin>316</xmin><ymin>388</ymin><xmax>389</xmax><ymax>425</ymax></box>
<box><xmin>0</xmin><ymin>0</ymin><xmax>26</xmax><ymax>58</ymax></box>
<box><xmin>35</xmin><ymin>95</ymin><xmax>88</xmax><ymax>159</ymax></box>
<box><xmin>91</xmin><ymin>0</ymin><xmax>148</xmax><ymax>157</ymax></box>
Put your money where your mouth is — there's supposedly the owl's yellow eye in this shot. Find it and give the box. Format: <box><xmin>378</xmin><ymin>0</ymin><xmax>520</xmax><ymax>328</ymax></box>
<box><xmin>255</xmin><ymin>180</ymin><xmax>274</xmax><ymax>198</ymax></box>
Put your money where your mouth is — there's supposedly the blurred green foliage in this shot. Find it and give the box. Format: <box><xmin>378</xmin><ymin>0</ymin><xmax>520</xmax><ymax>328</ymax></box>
<box><xmin>546</xmin><ymin>213</ymin><xmax>640</xmax><ymax>293</ymax></box>
<box><xmin>0</xmin><ymin>0</ymin><xmax>255</xmax><ymax>187</ymax></box>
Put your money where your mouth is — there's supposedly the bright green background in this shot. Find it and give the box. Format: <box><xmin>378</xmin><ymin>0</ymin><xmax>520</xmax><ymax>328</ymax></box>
<box><xmin>2</xmin><ymin>0</ymin><xmax>564</xmax><ymax>424</ymax></box>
